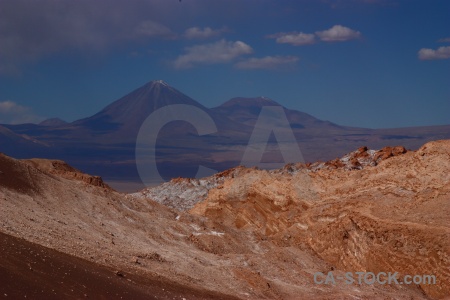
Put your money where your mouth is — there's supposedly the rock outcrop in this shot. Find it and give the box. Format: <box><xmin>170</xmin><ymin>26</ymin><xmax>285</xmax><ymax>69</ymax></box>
<box><xmin>24</xmin><ymin>158</ymin><xmax>109</xmax><ymax>188</ymax></box>
<box><xmin>190</xmin><ymin>140</ymin><xmax>450</xmax><ymax>299</ymax></box>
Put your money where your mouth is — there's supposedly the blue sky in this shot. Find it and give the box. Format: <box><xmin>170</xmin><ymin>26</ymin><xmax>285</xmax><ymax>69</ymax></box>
<box><xmin>0</xmin><ymin>0</ymin><xmax>449</xmax><ymax>128</ymax></box>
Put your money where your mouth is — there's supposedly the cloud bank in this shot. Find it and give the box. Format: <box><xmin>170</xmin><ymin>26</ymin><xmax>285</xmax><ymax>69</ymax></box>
<box><xmin>315</xmin><ymin>25</ymin><xmax>361</xmax><ymax>42</ymax></box>
<box><xmin>418</xmin><ymin>46</ymin><xmax>450</xmax><ymax>60</ymax></box>
<box><xmin>270</xmin><ymin>32</ymin><xmax>316</xmax><ymax>46</ymax></box>
<box><xmin>0</xmin><ymin>0</ymin><xmax>174</xmax><ymax>75</ymax></box>
<box><xmin>173</xmin><ymin>39</ymin><xmax>253</xmax><ymax>69</ymax></box>
<box><xmin>269</xmin><ymin>25</ymin><xmax>360</xmax><ymax>46</ymax></box>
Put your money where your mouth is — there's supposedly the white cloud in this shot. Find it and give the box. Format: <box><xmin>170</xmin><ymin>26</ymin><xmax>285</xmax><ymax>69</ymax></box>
<box><xmin>184</xmin><ymin>27</ymin><xmax>226</xmax><ymax>39</ymax></box>
<box><xmin>315</xmin><ymin>25</ymin><xmax>361</xmax><ymax>42</ymax></box>
<box><xmin>269</xmin><ymin>32</ymin><xmax>316</xmax><ymax>46</ymax></box>
<box><xmin>438</xmin><ymin>37</ymin><xmax>450</xmax><ymax>43</ymax></box>
<box><xmin>0</xmin><ymin>100</ymin><xmax>45</xmax><ymax>124</ymax></box>
<box><xmin>418</xmin><ymin>46</ymin><xmax>450</xmax><ymax>60</ymax></box>
<box><xmin>173</xmin><ymin>39</ymin><xmax>253</xmax><ymax>69</ymax></box>
<box><xmin>235</xmin><ymin>56</ymin><xmax>299</xmax><ymax>70</ymax></box>
<box><xmin>268</xmin><ymin>25</ymin><xmax>361</xmax><ymax>46</ymax></box>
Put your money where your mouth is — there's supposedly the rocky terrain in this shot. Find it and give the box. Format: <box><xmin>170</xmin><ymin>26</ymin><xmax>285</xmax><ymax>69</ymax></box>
<box><xmin>1</xmin><ymin>140</ymin><xmax>449</xmax><ymax>299</ymax></box>
<box><xmin>132</xmin><ymin>145</ymin><xmax>409</xmax><ymax>211</ymax></box>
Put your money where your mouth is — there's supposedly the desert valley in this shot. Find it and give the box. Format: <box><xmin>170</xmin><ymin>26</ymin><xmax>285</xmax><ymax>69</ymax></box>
<box><xmin>1</xmin><ymin>138</ymin><xmax>449</xmax><ymax>299</ymax></box>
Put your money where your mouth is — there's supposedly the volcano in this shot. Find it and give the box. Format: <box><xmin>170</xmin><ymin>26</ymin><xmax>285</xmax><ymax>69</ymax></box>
<box><xmin>72</xmin><ymin>80</ymin><xmax>212</xmax><ymax>138</ymax></box>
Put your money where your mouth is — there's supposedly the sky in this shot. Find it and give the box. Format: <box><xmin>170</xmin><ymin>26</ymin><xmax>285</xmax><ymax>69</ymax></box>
<box><xmin>0</xmin><ymin>0</ymin><xmax>449</xmax><ymax>128</ymax></box>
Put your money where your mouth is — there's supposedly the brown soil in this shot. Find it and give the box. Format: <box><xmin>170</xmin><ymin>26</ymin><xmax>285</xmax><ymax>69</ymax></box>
<box><xmin>0</xmin><ymin>231</ymin><xmax>238</xmax><ymax>300</ymax></box>
<box><xmin>0</xmin><ymin>153</ymin><xmax>41</xmax><ymax>195</ymax></box>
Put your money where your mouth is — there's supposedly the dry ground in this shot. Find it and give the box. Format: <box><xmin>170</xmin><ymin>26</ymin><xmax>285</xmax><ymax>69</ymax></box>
<box><xmin>1</xmin><ymin>140</ymin><xmax>449</xmax><ymax>299</ymax></box>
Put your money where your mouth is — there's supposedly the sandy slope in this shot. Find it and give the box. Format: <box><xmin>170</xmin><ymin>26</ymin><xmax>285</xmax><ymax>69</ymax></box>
<box><xmin>1</xmin><ymin>140</ymin><xmax>449</xmax><ymax>299</ymax></box>
<box><xmin>0</xmin><ymin>231</ymin><xmax>237</xmax><ymax>299</ymax></box>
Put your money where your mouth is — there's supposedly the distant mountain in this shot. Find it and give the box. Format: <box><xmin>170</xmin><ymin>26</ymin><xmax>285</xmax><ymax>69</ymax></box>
<box><xmin>39</xmin><ymin>118</ymin><xmax>68</xmax><ymax>127</ymax></box>
<box><xmin>71</xmin><ymin>80</ymin><xmax>246</xmax><ymax>142</ymax></box>
<box><xmin>212</xmin><ymin>96</ymin><xmax>342</xmax><ymax>130</ymax></box>
<box><xmin>2</xmin><ymin>79</ymin><xmax>450</xmax><ymax>191</ymax></box>
<box><xmin>5</xmin><ymin>80</ymin><xmax>221</xmax><ymax>144</ymax></box>
<box><xmin>0</xmin><ymin>125</ymin><xmax>49</xmax><ymax>157</ymax></box>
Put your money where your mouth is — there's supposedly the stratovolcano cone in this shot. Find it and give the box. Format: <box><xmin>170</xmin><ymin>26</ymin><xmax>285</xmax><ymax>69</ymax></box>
<box><xmin>72</xmin><ymin>80</ymin><xmax>210</xmax><ymax>139</ymax></box>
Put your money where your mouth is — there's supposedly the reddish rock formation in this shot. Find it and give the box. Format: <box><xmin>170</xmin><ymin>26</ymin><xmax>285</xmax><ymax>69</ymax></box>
<box><xmin>24</xmin><ymin>158</ymin><xmax>109</xmax><ymax>189</ymax></box>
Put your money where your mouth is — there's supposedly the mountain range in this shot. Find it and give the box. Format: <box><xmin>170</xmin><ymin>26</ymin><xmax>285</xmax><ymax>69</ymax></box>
<box><xmin>2</xmin><ymin>80</ymin><xmax>450</xmax><ymax>191</ymax></box>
